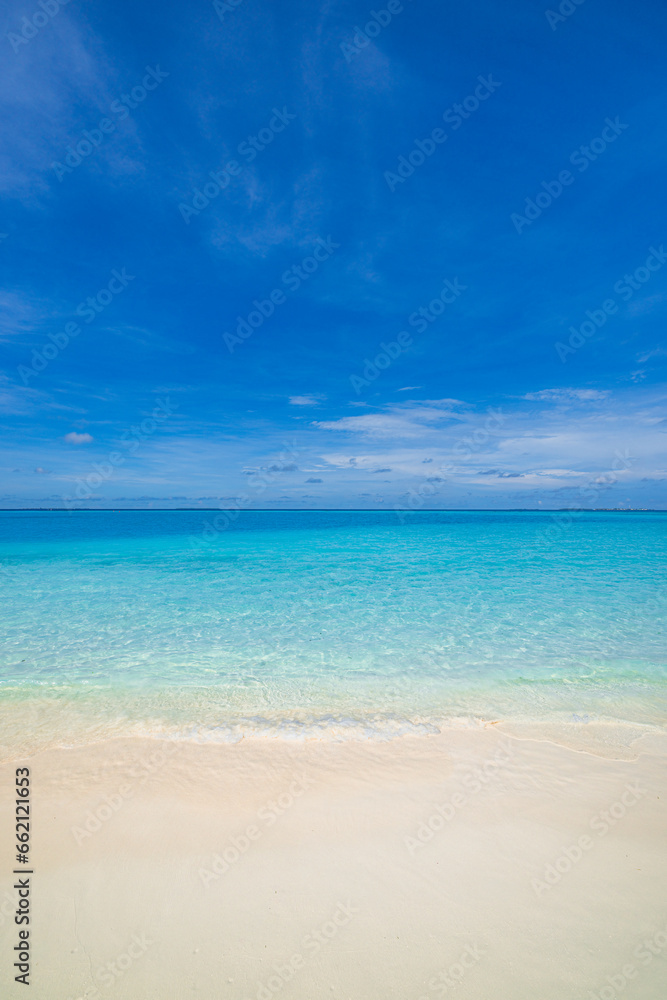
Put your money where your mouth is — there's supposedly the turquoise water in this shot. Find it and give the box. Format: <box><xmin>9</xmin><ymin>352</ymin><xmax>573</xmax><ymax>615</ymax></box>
<box><xmin>0</xmin><ymin>510</ymin><xmax>665</xmax><ymax>746</ymax></box>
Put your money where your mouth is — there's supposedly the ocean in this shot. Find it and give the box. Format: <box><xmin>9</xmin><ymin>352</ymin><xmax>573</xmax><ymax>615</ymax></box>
<box><xmin>1</xmin><ymin>509</ymin><xmax>665</xmax><ymax>751</ymax></box>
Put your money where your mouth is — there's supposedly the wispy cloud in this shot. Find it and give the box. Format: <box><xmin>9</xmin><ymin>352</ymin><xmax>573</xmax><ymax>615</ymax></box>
<box><xmin>0</xmin><ymin>290</ymin><xmax>41</xmax><ymax>339</ymax></box>
<box><xmin>289</xmin><ymin>394</ymin><xmax>323</xmax><ymax>406</ymax></box>
<box><xmin>523</xmin><ymin>388</ymin><xmax>610</xmax><ymax>404</ymax></box>
<box><xmin>64</xmin><ymin>432</ymin><xmax>93</xmax><ymax>444</ymax></box>
<box><xmin>1</xmin><ymin>0</ymin><xmax>665</xmax><ymax>510</ymax></box>
<box><xmin>314</xmin><ymin>400</ymin><xmax>466</xmax><ymax>439</ymax></box>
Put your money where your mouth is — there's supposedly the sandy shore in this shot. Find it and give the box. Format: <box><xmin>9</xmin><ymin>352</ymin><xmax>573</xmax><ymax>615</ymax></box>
<box><xmin>1</xmin><ymin>727</ymin><xmax>666</xmax><ymax>1000</ymax></box>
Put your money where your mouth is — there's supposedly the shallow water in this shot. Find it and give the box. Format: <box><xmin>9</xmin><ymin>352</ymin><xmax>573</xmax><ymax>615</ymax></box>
<box><xmin>1</xmin><ymin>510</ymin><xmax>665</xmax><ymax>747</ymax></box>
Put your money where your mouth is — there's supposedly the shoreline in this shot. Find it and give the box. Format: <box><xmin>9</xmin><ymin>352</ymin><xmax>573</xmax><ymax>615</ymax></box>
<box><xmin>1</xmin><ymin>678</ymin><xmax>666</xmax><ymax>762</ymax></box>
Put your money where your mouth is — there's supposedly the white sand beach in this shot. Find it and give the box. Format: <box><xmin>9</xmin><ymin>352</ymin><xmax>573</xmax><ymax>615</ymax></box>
<box><xmin>1</xmin><ymin>726</ymin><xmax>666</xmax><ymax>1000</ymax></box>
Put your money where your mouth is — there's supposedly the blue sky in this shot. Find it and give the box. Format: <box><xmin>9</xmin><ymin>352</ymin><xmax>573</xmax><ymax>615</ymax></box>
<box><xmin>1</xmin><ymin>0</ymin><xmax>666</xmax><ymax>509</ymax></box>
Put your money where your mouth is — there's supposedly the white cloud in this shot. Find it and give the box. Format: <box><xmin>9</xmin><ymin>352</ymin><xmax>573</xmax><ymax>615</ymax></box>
<box><xmin>0</xmin><ymin>290</ymin><xmax>42</xmax><ymax>339</ymax></box>
<box><xmin>532</xmin><ymin>468</ymin><xmax>581</xmax><ymax>477</ymax></box>
<box><xmin>313</xmin><ymin>400</ymin><xmax>466</xmax><ymax>439</ymax></box>
<box><xmin>524</xmin><ymin>388</ymin><xmax>610</xmax><ymax>403</ymax></box>
<box><xmin>626</xmin><ymin>294</ymin><xmax>664</xmax><ymax>317</ymax></box>
<box><xmin>289</xmin><ymin>395</ymin><xmax>322</xmax><ymax>406</ymax></box>
<box><xmin>3</xmin><ymin>385</ymin><xmax>666</xmax><ymax>507</ymax></box>
<box><xmin>64</xmin><ymin>432</ymin><xmax>93</xmax><ymax>445</ymax></box>
<box><xmin>637</xmin><ymin>347</ymin><xmax>667</xmax><ymax>363</ymax></box>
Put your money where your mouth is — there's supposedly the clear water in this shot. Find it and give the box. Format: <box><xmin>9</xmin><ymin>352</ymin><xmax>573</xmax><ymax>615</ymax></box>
<box><xmin>0</xmin><ymin>510</ymin><xmax>665</xmax><ymax>747</ymax></box>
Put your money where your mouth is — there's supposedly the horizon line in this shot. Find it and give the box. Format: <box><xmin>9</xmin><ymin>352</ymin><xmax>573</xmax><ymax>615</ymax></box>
<box><xmin>0</xmin><ymin>508</ymin><xmax>664</xmax><ymax>514</ymax></box>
